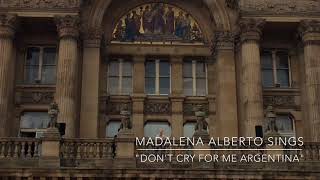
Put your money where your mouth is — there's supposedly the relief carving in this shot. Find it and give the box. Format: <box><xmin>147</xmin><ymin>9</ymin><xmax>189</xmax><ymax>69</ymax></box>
<box><xmin>263</xmin><ymin>95</ymin><xmax>295</xmax><ymax>107</ymax></box>
<box><xmin>106</xmin><ymin>101</ymin><xmax>132</xmax><ymax>115</ymax></box>
<box><xmin>0</xmin><ymin>0</ymin><xmax>81</xmax><ymax>9</ymax></box>
<box><xmin>240</xmin><ymin>0</ymin><xmax>320</xmax><ymax>15</ymax></box>
<box><xmin>183</xmin><ymin>103</ymin><xmax>209</xmax><ymax>116</ymax></box>
<box><xmin>144</xmin><ymin>102</ymin><xmax>171</xmax><ymax>115</ymax></box>
<box><xmin>15</xmin><ymin>91</ymin><xmax>54</xmax><ymax>105</ymax></box>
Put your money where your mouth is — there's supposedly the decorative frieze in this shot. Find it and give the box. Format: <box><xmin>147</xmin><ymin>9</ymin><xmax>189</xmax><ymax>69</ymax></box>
<box><xmin>144</xmin><ymin>102</ymin><xmax>171</xmax><ymax>115</ymax></box>
<box><xmin>183</xmin><ymin>103</ymin><xmax>209</xmax><ymax>116</ymax></box>
<box><xmin>106</xmin><ymin>102</ymin><xmax>132</xmax><ymax>115</ymax></box>
<box><xmin>240</xmin><ymin>0</ymin><xmax>320</xmax><ymax>16</ymax></box>
<box><xmin>16</xmin><ymin>91</ymin><xmax>54</xmax><ymax>105</ymax></box>
<box><xmin>263</xmin><ymin>95</ymin><xmax>295</xmax><ymax>107</ymax></box>
<box><xmin>55</xmin><ymin>15</ymin><xmax>80</xmax><ymax>39</ymax></box>
<box><xmin>0</xmin><ymin>0</ymin><xmax>81</xmax><ymax>9</ymax></box>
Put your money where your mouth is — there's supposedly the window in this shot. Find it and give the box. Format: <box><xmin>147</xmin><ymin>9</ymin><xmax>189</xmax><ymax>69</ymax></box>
<box><xmin>183</xmin><ymin>60</ymin><xmax>207</xmax><ymax>96</ymax></box>
<box><xmin>276</xmin><ymin>114</ymin><xmax>295</xmax><ymax>137</ymax></box>
<box><xmin>183</xmin><ymin>122</ymin><xmax>196</xmax><ymax>138</ymax></box>
<box><xmin>25</xmin><ymin>47</ymin><xmax>57</xmax><ymax>84</ymax></box>
<box><xmin>106</xmin><ymin>120</ymin><xmax>121</xmax><ymax>137</ymax></box>
<box><xmin>108</xmin><ymin>59</ymin><xmax>132</xmax><ymax>95</ymax></box>
<box><xmin>261</xmin><ymin>50</ymin><xmax>291</xmax><ymax>88</ymax></box>
<box><xmin>20</xmin><ymin>112</ymin><xmax>50</xmax><ymax>137</ymax></box>
<box><xmin>145</xmin><ymin>59</ymin><xmax>170</xmax><ymax>95</ymax></box>
<box><xmin>144</xmin><ymin>121</ymin><xmax>171</xmax><ymax>138</ymax></box>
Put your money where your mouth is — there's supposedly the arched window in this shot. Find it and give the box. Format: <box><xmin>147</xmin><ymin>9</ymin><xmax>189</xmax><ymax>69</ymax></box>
<box><xmin>106</xmin><ymin>120</ymin><xmax>121</xmax><ymax>137</ymax></box>
<box><xmin>144</xmin><ymin>121</ymin><xmax>171</xmax><ymax>138</ymax></box>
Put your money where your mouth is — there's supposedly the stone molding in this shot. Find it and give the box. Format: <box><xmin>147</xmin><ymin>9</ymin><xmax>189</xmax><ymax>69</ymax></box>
<box><xmin>239</xmin><ymin>18</ymin><xmax>265</xmax><ymax>43</ymax></box>
<box><xmin>0</xmin><ymin>13</ymin><xmax>16</xmax><ymax>38</ymax></box>
<box><xmin>299</xmin><ymin>20</ymin><xmax>320</xmax><ymax>45</ymax></box>
<box><xmin>55</xmin><ymin>15</ymin><xmax>80</xmax><ymax>39</ymax></box>
<box><xmin>0</xmin><ymin>0</ymin><xmax>81</xmax><ymax>10</ymax></box>
<box><xmin>240</xmin><ymin>0</ymin><xmax>320</xmax><ymax>16</ymax></box>
<box><xmin>263</xmin><ymin>95</ymin><xmax>296</xmax><ymax>107</ymax></box>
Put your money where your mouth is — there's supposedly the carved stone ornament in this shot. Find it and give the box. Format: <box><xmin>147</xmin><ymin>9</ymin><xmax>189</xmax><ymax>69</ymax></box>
<box><xmin>55</xmin><ymin>15</ymin><xmax>80</xmax><ymax>38</ymax></box>
<box><xmin>144</xmin><ymin>102</ymin><xmax>171</xmax><ymax>115</ymax></box>
<box><xmin>82</xmin><ymin>27</ymin><xmax>103</xmax><ymax>48</ymax></box>
<box><xmin>106</xmin><ymin>102</ymin><xmax>132</xmax><ymax>115</ymax></box>
<box><xmin>183</xmin><ymin>103</ymin><xmax>209</xmax><ymax>116</ymax></box>
<box><xmin>298</xmin><ymin>20</ymin><xmax>320</xmax><ymax>45</ymax></box>
<box><xmin>238</xmin><ymin>18</ymin><xmax>265</xmax><ymax>42</ymax></box>
<box><xmin>119</xmin><ymin>103</ymin><xmax>132</xmax><ymax>131</ymax></box>
<box><xmin>263</xmin><ymin>95</ymin><xmax>295</xmax><ymax>107</ymax></box>
<box><xmin>0</xmin><ymin>13</ymin><xmax>16</xmax><ymax>38</ymax></box>
<box><xmin>48</xmin><ymin>102</ymin><xmax>59</xmax><ymax>128</ymax></box>
<box><xmin>211</xmin><ymin>31</ymin><xmax>235</xmax><ymax>56</ymax></box>
<box><xmin>16</xmin><ymin>91</ymin><xmax>54</xmax><ymax>105</ymax></box>
<box><xmin>240</xmin><ymin>0</ymin><xmax>320</xmax><ymax>16</ymax></box>
<box><xmin>0</xmin><ymin>0</ymin><xmax>81</xmax><ymax>9</ymax></box>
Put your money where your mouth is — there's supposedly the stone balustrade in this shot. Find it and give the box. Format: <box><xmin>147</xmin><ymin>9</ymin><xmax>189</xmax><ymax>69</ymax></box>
<box><xmin>0</xmin><ymin>138</ymin><xmax>41</xmax><ymax>159</ymax></box>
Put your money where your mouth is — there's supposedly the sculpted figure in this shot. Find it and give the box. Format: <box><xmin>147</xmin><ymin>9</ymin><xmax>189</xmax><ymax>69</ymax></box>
<box><xmin>142</xmin><ymin>5</ymin><xmax>153</xmax><ymax>33</ymax></box>
<box><xmin>165</xmin><ymin>6</ymin><xmax>175</xmax><ymax>34</ymax></box>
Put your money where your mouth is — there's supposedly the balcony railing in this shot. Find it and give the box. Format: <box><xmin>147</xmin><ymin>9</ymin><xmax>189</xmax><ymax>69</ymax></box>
<box><xmin>0</xmin><ymin>138</ymin><xmax>41</xmax><ymax>159</ymax></box>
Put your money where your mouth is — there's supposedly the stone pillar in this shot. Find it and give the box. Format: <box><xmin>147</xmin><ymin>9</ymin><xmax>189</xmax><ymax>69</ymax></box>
<box><xmin>54</xmin><ymin>15</ymin><xmax>80</xmax><ymax>138</ymax></box>
<box><xmin>132</xmin><ymin>55</ymin><xmax>145</xmax><ymax>137</ymax></box>
<box><xmin>299</xmin><ymin>20</ymin><xmax>320</xmax><ymax>142</ymax></box>
<box><xmin>214</xmin><ymin>31</ymin><xmax>238</xmax><ymax>138</ymax></box>
<box><xmin>0</xmin><ymin>14</ymin><xmax>16</xmax><ymax>137</ymax></box>
<box><xmin>239</xmin><ymin>19</ymin><xmax>265</xmax><ymax>137</ymax></box>
<box><xmin>80</xmin><ymin>27</ymin><xmax>102</xmax><ymax>138</ymax></box>
<box><xmin>170</xmin><ymin>56</ymin><xmax>184</xmax><ymax>138</ymax></box>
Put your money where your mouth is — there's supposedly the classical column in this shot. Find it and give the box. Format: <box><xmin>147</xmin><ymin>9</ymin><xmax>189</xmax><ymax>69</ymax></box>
<box><xmin>0</xmin><ymin>14</ymin><xmax>16</xmax><ymax>137</ymax></box>
<box><xmin>170</xmin><ymin>56</ymin><xmax>184</xmax><ymax>138</ymax></box>
<box><xmin>80</xmin><ymin>27</ymin><xmax>102</xmax><ymax>138</ymax></box>
<box><xmin>132</xmin><ymin>55</ymin><xmax>145</xmax><ymax>137</ymax></box>
<box><xmin>214</xmin><ymin>31</ymin><xmax>238</xmax><ymax>138</ymax></box>
<box><xmin>54</xmin><ymin>15</ymin><xmax>80</xmax><ymax>138</ymax></box>
<box><xmin>239</xmin><ymin>19</ymin><xmax>265</xmax><ymax>137</ymax></box>
<box><xmin>299</xmin><ymin>20</ymin><xmax>320</xmax><ymax>142</ymax></box>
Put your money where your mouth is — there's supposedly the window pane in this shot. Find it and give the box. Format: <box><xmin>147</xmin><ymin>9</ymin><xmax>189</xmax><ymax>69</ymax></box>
<box><xmin>144</xmin><ymin>121</ymin><xmax>171</xmax><ymax>138</ymax></box>
<box><xmin>122</xmin><ymin>77</ymin><xmax>132</xmax><ymax>94</ymax></box>
<box><xmin>196</xmin><ymin>62</ymin><xmax>206</xmax><ymax>78</ymax></box>
<box><xmin>108</xmin><ymin>77</ymin><xmax>119</xmax><ymax>94</ymax></box>
<box><xmin>109</xmin><ymin>61</ymin><xmax>119</xmax><ymax>76</ymax></box>
<box><xmin>106</xmin><ymin>121</ymin><xmax>121</xmax><ymax>137</ymax></box>
<box><xmin>145</xmin><ymin>77</ymin><xmax>155</xmax><ymax>94</ymax></box>
<box><xmin>277</xmin><ymin>69</ymin><xmax>289</xmax><ymax>87</ymax></box>
<box><xmin>183</xmin><ymin>122</ymin><xmax>196</xmax><ymax>138</ymax></box>
<box><xmin>20</xmin><ymin>112</ymin><xmax>50</xmax><ymax>129</ymax></box>
<box><xmin>159</xmin><ymin>77</ymin><xmax>170</xmax><ymax>94</ymax></box>
<box><xmin>145</xmin><ymin>61</ymin><xmax>156</xmax><ymax>77</ymax></box>
<box><xmin>184</xmin><ymin>78</ymin><xmax>193</xmax><ymax>96</ymax></box>
<box><xmin>25</xmin><ymin>47</ymin><xmax>40</xmax><ymax>84</ymax></box>
<box><xmin>41</xmin><ymin>66</ymin><xmax>56</xmax><ymax>84</ymax></box>
<box><xmin>183</xmin><ymin>62</ymin><xmax>192</xmax><ymax>77</ymax></box>
<box><xmin>25</xmin><ymin>67</ymin><xmax>39</xmax><ymax>84</ymax></box>
<box><xmin>26</xmin><ymin>47</ymin><xmax>40</xmax><ymax>65</ymax></box>
<box><xmin>276</xmin><ymin>115</ymin><xmax>293</xmax><ymax>134</ymax></box>
<box><xmin>43</xmin><ymin>48</ymin><xmax>56</xmax><ymax>65</ymax></box>
<box><xmin>122</xmin><ymin>61</ymin><xmax>132</xmax><ymax>76</ymax></box>
<box><xmin>261</xmin><ymin>51</ymin><xmax>273</xmax><ymax>69</ymax></box>
<box><xmin>276</xmin><ymin>52</ymin><xmax>289</xmax><ymax>69</ymax></box>
<box><xmin>262</xmin><ymin>70</ymin><xmax>274</xmax><ymax>87</ymax></box>
<box><xmin>159</xmin><ymin>61</ymin><xmax>170</xmax><ymax>76</ymax></box>
<box><xmin>196</xmin><ymin>78</ymin><xmax>206</xmax><ymax>96</ymax></box>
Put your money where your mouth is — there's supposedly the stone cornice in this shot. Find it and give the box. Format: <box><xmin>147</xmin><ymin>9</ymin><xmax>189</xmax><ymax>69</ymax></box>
<box><xmin>0</xmin><ymin>0</ymin><xmax>81</xmax><ymax>11</ymax></box>
<box><xmin>55</xmin><ymin>15</ymin><xmax>80</xmax><ymax>39</ymax></box>
<box><xmin>0</xmin><ymin>13</ymin><xmax>17</xmax><ymax>38</ymax></box>
<box><xmin>240</xmin><ymin>0</ymin><xmax>320</xmax><ymax>16</ymax></box>
<box><xmin>299</xmin><ymin>20</ymin><xmax>320</xmax><ymax>45</ymax></box>
<box><xmin>239</xmin><ymin>18</ymin><xmax>265</xmax><ymax>43</ymax></box>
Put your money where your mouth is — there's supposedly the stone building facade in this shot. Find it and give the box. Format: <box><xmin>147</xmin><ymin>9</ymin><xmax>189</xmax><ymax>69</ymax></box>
<box><xmin>0</xmin><ymin>0</ymin><xmax>319</xmax><ymax>179</ymax></box>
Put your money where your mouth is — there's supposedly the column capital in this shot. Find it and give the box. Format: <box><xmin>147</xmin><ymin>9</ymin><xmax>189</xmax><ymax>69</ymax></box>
<box><xmin>0</xmin><ymin>13</ymin><xmax>17</xmax><ymax>39</ymax></box>
<box><xmin>299</xmin><ymin>20</ymin><xmax>320</xmax><ymax>45</ymax></box>
<box><xmin>213</xmin><ymin>31</ymin><xmax>235</xmax><ymax>50</ymax></box>
<box><xmin>82</xmin><ymin>27</ymin><xmax>103</xmax><ymax>48</ymax></box>
<box><xmin>239</xmin><ymin>18</ymin><xmax>265</xmax><ymax>43</ymax></box>
<box><xmin>55</xmin><ymin>15</ymin><xmax>80</xmax><ymax>39</ymax></box>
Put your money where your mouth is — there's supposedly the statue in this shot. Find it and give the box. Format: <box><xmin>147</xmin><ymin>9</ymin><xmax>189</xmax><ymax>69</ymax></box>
<box><xmin>48</xmin><ymin>102</ymin><xmax>59</xmax><ymax>128</ymax></box>
<box><xmin>265</xmin><ymin>105</ymin><xmax>278</xmax><ymax>135</ymax></box>
<box><xmin>119</xmin><ymin>103</ymin><xmax>132</xmax><ymax>131</ymax></box>
<box><xmin>194</xmin><ymin>105</ymin><xmax>208</xmax><ymax>132</ymax></box>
